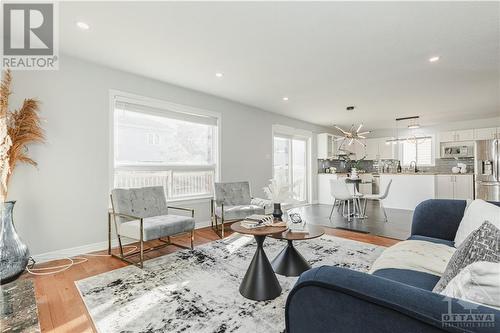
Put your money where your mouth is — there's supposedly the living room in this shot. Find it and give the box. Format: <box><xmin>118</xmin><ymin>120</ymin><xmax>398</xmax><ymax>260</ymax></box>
<box><xmin>1</xmin><ymin>1</ymin><xmax>499</xmax><ymax>333</ymax></box>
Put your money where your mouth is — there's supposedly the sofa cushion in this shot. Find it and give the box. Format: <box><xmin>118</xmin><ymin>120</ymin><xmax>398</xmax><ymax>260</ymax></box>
<box><xmin>408</xmin><ymin>235</ymin><xmax>454</xmax><ymax>247</ymax></box>
<box><xmin>118</xmin><ymin>214</ymin><xmax>195</xmax><ymax>241</ymax></box>
<box><xmin>215</xmin><ymin>204</ymin><xmax>265</xmax><ymax>220</ymax></box>
<box><xmin>370</xmin><ymin>240</ymin><xmax>455</xmax><ymax>277</ymax></box>
<box><xmin>372</xmin><ymin>269</ymin><xmax>441</xmax><ymax>290</ymax></box>
<box><xmin>454</xmin><ymin>199</ymin><xmax>500</xmax><ymax>247</ymax></box>
<box><xmin>440</xmin><ymin>261</ymin><xmax>500</xmax><ymax>310</ymax></box>
<box><xmin>433</xmin><ymin>221</ymin><xmax>500</xmax><ymax>293</ymax></box>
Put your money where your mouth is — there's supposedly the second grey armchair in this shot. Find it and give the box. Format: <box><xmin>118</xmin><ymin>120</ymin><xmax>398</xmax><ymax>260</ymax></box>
<box><xmin>211</xmin><ymin>181</ymin><xmax>265</xmax><ymax>238</ymax></box>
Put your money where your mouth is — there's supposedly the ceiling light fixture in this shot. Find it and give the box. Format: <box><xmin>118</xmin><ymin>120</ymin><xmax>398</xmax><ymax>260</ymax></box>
<box><xmin>334</xmin><ymin>124</ymin><xmax>371</xmax><ymax>148</ymax></box>
<box><xmin>408</xmin><ymin>124</ymin><xmax>420</xmax><ymax>129</ymax></box>
<box><xmin>429</xmin><ymin>56</ymin><xmax>440</xmax><ymax>63</ymax></box>
<box><xmin>215</xmin><ymin>72</ymin><xmax>223</xmax><ymax>78</ymax></box>
<box><xmin>282</xmin><ymin>97</ymin><xmax>289</xmax><ymax>101</ymax></box>
<box><xmin>76</xmin><ymin>21</ymin><xmax>90</xmax><ymax>30</ymax></box>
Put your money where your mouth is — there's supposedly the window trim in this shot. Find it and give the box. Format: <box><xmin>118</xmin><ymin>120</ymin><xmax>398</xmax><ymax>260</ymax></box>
<box><xmin>109</xmin><ymin>90</ymin><xmax>222</xmax><ymax>200</ymax></box>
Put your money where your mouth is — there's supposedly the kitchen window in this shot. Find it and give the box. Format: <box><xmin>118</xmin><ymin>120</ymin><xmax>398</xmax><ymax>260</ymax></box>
<box><xmin>112</xmin><ymin>93</ymin><xmax>219</xmax><ymax>200</ymax></box>
<box><xmin>399</xmin><ymin>137</ymin><xmax>434</xmax><ymax>167</ymax></box>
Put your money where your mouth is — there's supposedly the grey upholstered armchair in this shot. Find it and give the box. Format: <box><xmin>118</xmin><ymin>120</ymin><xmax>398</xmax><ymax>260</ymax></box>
<box><xmin>211</xmin><ymin>181</ymin><xmax>265</xmax><ymax>238</ymax></box>
<box><xmin>108</xmin><ymin>186</ymin><xmax>195</xmax><ymax>268</ymax></box>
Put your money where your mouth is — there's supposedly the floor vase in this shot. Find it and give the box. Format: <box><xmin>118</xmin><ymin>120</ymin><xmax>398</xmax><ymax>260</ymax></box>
<box><xmin>0</xmin><ymin>201</ymin><xmax>29</xmax><ymax>284</ymax></box>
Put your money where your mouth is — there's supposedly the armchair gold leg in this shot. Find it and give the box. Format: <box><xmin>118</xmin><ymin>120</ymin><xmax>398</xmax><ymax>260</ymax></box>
<box><xmin>108</xmin><ymin>212</ymin><xmax>112</xmax><ymax>255</ymax></box>
<box><xmin>221</xmin><ymin>218</ymin><xmax>225</xmax><ymax>238</ymax></box>
<box><xmin>190</xmin><ymin>230</ymin><xmax>194</xmax><ymax>250</ymax></box>
<box><xmin>140</xmin><ymin>224</ymin><xmax>144</xmax><ymax>269</ymax></box>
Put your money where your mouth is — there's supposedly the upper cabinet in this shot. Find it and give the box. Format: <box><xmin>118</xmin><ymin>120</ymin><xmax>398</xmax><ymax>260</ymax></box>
<box><xmin>353</xmin><ymin>139</ymin><xmax>366</xmax><ymax>160</ymax></box>
<box><xmin>317</xmin><ymin>133</ymin><xmax>341</xmax><ymax>159</ymax></box>
<box><xmin>439</xmin><ymin>129</ymin><xmax>474</xmax><ymax>143</ymax></box>
<box><xmin>365</xmin><ymin>138</ymin><xmax>394</xmax><ymax>160</ymax></box>
<box><xmin>474</xmin><ymin>127</ymin><xmax>500</xmax><ymax>140</ymax></box>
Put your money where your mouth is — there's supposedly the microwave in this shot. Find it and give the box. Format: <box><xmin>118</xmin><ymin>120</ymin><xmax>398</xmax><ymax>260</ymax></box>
<box><xmin>441</xmin><ymin>144</ymin><xmax>474</xmax><ymax>158</ymax></box>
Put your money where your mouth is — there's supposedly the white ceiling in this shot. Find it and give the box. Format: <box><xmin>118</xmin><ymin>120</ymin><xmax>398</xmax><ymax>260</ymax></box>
<box><xmin>60</xmin><ymin>2</ymin><xmax>500</xmax><ymax>130</ymax></box>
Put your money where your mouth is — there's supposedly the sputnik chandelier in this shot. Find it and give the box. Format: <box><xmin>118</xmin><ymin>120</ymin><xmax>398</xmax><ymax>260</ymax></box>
<box><xmin>334</xmin><ymin>123</ymin><xmax>371</xmax><ymax>149</ymax></box>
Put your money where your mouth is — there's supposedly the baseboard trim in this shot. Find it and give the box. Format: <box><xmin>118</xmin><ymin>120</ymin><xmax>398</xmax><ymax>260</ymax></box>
<box><xmin>32</xmin><ymin>219</ymin><xmax>212</xmax><ymax>263</ymax></box>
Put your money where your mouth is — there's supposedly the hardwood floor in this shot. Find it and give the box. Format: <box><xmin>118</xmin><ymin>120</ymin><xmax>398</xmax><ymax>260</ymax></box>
<box><xmin>21</xmin><ymin>224</ymin><xmax>398</xmax><ymax>333</ymax></box>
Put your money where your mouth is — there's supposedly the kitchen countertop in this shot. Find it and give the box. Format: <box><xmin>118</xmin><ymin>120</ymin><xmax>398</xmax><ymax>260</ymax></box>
<box><xmin>377</xmin><ymin>172</ymin><xmax>474</xmax><ymax>176</ymax></box>
<box><xmin>319</xmin><ymin>172</ymin><xmax>474</xmax><ymax>176</ymax></box>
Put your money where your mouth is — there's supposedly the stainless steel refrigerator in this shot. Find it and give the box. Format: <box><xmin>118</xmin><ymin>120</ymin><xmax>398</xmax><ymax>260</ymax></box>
<box><xmin>475</xmin><ymin>139</ymin><xmax>500</xmax><ymax>201</ymax></box>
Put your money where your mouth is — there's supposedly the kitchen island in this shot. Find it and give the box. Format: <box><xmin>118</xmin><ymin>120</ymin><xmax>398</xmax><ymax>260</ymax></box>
<box><xmin>379</xmin><ymin>174</ymin><xmax>435</xmax><ymax>210</ymax></box>
<box><xmin>379</xmin><ymin>173</ymin><xmax>474</xmax><ymax>210</ymax></box>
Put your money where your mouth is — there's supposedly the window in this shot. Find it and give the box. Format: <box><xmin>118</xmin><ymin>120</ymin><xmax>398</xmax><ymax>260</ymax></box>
<box><xmin>399</xmin><ymin>137</ymin><xmax>433</xmax><ymax>166</ymax></box>
<box><xmin>113</xmin><ymin>96</ymin><xmax>219</xmax><ymax>200</ymax></box>
<box><xmin>273</xmin><ymin>127</ymin><xmax>311</xmax><ymax>203</ymax></box>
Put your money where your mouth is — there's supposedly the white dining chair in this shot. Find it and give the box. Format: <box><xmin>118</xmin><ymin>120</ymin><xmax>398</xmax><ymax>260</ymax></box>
<box><xmin>361</xmin><ymin>179</ymin><xmax>393</xmax><ymax>222</ymax></box>
<box><xmin>329</xmin><ymin>179</ymin><xmax>359</xmax><ymax>221</ymax></box>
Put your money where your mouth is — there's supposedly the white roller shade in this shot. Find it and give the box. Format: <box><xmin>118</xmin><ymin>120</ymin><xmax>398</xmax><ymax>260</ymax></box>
<box><xmin>115</xmin><ymin>99</ymin><xmax>218</xmax><ymax>126</ymax></box>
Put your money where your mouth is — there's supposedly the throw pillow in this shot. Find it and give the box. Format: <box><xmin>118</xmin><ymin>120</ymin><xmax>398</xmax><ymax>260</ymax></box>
<box><xmin>454</xmin><ymin>199</ymin><xmax>500</xmax><ymax>247</ymax></box>
<box><xmin>433</xmin><ymin>221</ymin><xmax>500</xmax><ymax>293</ymax></box>
<box><xmin>440</xmin><ymin>261</ymin><xmax>500</xmax><ymax>310</ymax></box>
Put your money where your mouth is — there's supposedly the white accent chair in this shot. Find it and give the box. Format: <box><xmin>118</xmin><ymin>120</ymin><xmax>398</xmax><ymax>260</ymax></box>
<box><xmin>361</xmin><ymin>179</ymin><xmax>393</xmax><ymax>222</ymax></box>
<box><xmin>329</xmin><ymin>179</ymin><xmax>361</xmax><ymax>222</ymax></box>
<box><xmin>109</xmin><ymin>186</ymin><xmax>195</xmax><ymax>268</ymax></box>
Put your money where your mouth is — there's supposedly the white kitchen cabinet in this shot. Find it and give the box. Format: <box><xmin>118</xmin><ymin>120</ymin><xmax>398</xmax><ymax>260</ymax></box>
<box><xmin>435</xmin><ymin>175</ymin><xmax>455</xmax><ymax>199</ymax></box>
<box><xmin>317</xmin><ymin>133</ymin><xmax>336</xmax><ymax>159</ymax></box>
<box><xmin>435</xmin><ymin>175</ymin><xmax>473</xmax><ymax>200</ymax></box>
<box><xmin>474</xmin><ymin>127</ymin><xmax>498</xmax><ymax>140</ymax></box>
<box><xmin>456</xmin><ymin>129</ymin><xmax>474</xmax><ymax>142</ymax></box>
<box><xmin>364</xmin><ymin>138</ymin><xmax>394</xmax><ymax>160</ymax></box>
<box><xmin>454</xmin><ymin>175</ymin><xmax>474</xmax><ymax>200</ymax></box>
<box><xmin>439</xmin><ymin>129</ymin><xmax>474</xmax><ymax>143</ymax></box>
<box><xmin>439</xmin><ymin>131</ymin><xmax>456</xmax><ymax>143</ymax></box>
<box><xmin>353</xmin><ymin>139</ymin><xmax>366</xmax><ymax>160</ymax></box>
<box><xmin>365</xmin><ymin>138</ymin><xmax>379</xmax><ymax>160</ymax></box>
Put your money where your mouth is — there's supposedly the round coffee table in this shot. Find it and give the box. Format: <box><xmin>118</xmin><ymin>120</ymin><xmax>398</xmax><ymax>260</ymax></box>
<box><xmin>230</xmin><ymin>222</ymin><xmax>288</xmax><ymax>301</ymax></box>
<box><xmin>270</xmin><ymin>224</ymin><xmax>324</xmax><ymax>277</ymax></box>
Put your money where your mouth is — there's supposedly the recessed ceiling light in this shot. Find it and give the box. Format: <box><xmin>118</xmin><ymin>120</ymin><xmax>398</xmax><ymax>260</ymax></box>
<box><xmin>408</xmin><ymin>124</ymin><xmax>420</xmax><ymax>129</ymax></box>
<box><xmin>215</xmin><ymin>72</ymin><xmax>223</xmax><ymax>78</ymax></box>
<box><xmin>429</xmin><ymin>56</ymin><xmax>440</xmax><ymax>63</ymax></box>
<box><xmin>282</xmin><ymin>97</ymin><xmax>289</xmax><ymax>101</ymax></box>
<box><xmin>76</xmin><ymin>21</ymin><xmax>90</xmax><ymax>30</ymax></box>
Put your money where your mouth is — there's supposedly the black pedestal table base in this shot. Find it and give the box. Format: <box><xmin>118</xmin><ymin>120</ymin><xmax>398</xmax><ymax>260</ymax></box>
<box><xmin>239</xmin><ymin>235</ymin><xmax>282</xmax><ymax>301</ymax></box>
<box><xmin>271</xmin><ymin>240</ymin><xmax>311</xmax><ymax>277</ymax></box>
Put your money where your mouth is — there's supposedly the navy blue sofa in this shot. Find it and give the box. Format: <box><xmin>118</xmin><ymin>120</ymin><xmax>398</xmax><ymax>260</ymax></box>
<box><xmin>286</xmin><ymin>199</ymin><xmax>500</xmax><ymax>333</ymax></box>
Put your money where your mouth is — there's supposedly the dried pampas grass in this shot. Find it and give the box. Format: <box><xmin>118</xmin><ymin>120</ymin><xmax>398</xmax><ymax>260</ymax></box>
<box><xmin>0</xmin><ymin>70</ymin><xmax>45</xmax><ymax>201</ymax></box>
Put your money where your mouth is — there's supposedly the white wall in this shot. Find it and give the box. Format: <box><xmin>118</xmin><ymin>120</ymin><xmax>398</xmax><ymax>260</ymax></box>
<box><xmin>8</xmin><ymin>55</ymin><xmax>333</xmax><ymax>256</ymax></box>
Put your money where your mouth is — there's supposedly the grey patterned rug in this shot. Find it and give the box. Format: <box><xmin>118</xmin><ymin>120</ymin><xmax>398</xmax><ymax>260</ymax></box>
<box><xmin>76</xmin><ymin>234</ymin><xmax>384</xmax><ymax>333</ymax></box>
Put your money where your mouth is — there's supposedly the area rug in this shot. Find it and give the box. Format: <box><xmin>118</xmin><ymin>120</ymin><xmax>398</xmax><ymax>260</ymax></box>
<box><xmin>0</xmin><ymin>279</ymin><xmax>40</xmax><ymax>333</ymax></box>
<box><xmin>76</xmin><ymin>234</ymin><xmax>384</xmax><ymax>333</ymax></box>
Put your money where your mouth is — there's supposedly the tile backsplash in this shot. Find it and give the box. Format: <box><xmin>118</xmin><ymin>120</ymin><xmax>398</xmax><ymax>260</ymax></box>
<box><xmin>318</xmin><ymin>158</ymin><xmax>474</xmax><ymax>174</ymax></box>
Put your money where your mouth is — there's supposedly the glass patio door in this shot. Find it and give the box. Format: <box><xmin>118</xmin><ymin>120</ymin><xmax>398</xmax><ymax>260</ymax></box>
<box><xmin>273</xmin><ymin>135</ymin><xmax>308</xmax><ymax>203</ymax></box>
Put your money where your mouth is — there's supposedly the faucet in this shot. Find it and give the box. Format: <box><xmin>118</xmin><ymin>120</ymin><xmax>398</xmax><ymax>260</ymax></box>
<box><xmin>409</xmin><ymin>161</ymin><xmax>418</xmax><ymax>173</ymax></box>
